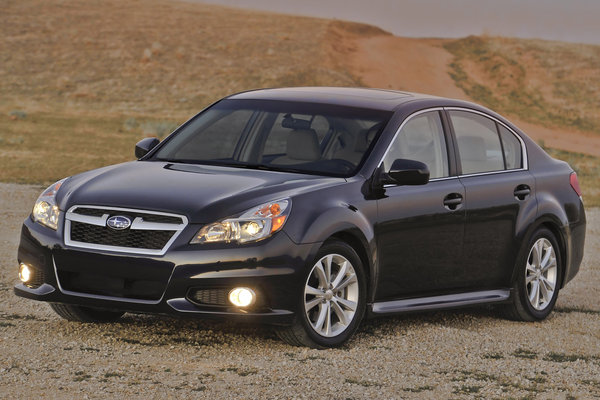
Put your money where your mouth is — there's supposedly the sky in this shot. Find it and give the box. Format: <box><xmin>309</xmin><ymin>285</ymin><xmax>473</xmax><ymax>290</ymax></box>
<box><xmin>191</xmin><ymin>0</ymin><xmax>600</xmax><ymax>45</ymax></box>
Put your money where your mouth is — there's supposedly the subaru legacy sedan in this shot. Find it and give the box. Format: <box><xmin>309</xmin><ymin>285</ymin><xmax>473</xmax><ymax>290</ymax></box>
<box><xmin>15</xmin><ymin>87</ymin><xmax>585</xmax><ymax>348</ymax></box>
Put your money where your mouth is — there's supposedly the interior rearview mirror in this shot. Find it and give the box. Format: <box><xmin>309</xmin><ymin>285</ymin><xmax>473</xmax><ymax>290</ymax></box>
<box><xmin>135</xmin><ymin>137</ymin><xmax>160</xmax><ymax>159</ymax></box>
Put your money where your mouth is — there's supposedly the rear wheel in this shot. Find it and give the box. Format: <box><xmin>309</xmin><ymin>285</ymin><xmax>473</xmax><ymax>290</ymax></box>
<box><xmin>49</xmin><ymin>303</ymin><xmax>124</xmax><ymax>323</ymax></box>
<box><xmin>277</xmin><ymin>240</ymin><xmax>366</xmax><ymax>348</ymax></box>
<box><xmin>504</xmin><ymin>228</ymin><xmax>562</xmax><ymax>321</ymax></box>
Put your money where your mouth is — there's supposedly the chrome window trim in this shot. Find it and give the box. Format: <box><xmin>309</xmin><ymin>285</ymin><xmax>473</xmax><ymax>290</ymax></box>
<box><xmin>52</xmin><ymin>256</ymin><xmax>167</xmax><ymax>304</ymax></box>
<box><xmin>377</xmin><ymin>106</ymin><xmax>529</xmax><ymax>181</ymax></box>
<box><xmin>458</xmin><ymin>168</ymin><xmax>528</xmax><ymax>179</ymax></box>
<box><xmin>64</xmin><ymin>205</ymin><xmax>188</xmax><ymax>256</ymax></box>
<box><xmin>377</xmin><ymin>107</ymin><xmax>446</xmax><ymax>173</ymax></box>
<box><xmin>383</xmin><ymin>175</ymin><xmax>458</xmax><ymax>188</ymax></box>
<box><xmin>444</xmin><ymin>107</ymin><xmax>529</xmax><ymax>172</ymax></box>
<box><xmin>429</xmin><ymin>176</ymin><xmax>458</xmax><ymax>182</ymax></box>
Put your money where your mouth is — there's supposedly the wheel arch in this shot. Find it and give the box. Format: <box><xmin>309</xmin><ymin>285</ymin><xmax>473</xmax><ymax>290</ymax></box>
<box><xmin>511</xmin><ymin>215</ymin><xmax>568</xmax><ymax>289</ymax></box>
<box><xmin>538</xmin><ymin>220</ymin><xmax>567</xmax><ymax>289</ymax></box>
<box><xmin>327</xmin><ymin>229</ymin><xmax>375</xmax><ymax>301</ymax></box>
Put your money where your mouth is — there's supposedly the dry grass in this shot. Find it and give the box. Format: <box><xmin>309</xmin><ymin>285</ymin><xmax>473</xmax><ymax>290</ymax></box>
<box><xmin>1</xmin><ymin>0</ymin><xmax>599</xmax><ymax>205</ymax></box>
<box><xmin>0</xmin><ymin>0</ymin><xmax>361</xmax><ymax>184</ymax></box>
<box><xmin>0</xmin><ymin>112</ymin><xmax>173</xmax><ymax>183</ymax></box>
<box><xmin>444</xmin><ymin>36</ymin><xmax>600</xmax><ymax>134</ymax></box>
<box><xmin>1</xmin><ymin>0</ymin><xmax>357</xmax><ymax>116</ymax></box>
<box><xmin>443</xmin><ymin>36</ymin><xmax>600</xmax><ymax>204</ymax></box>
<box><xmin>543</xmin><ymin>147</ymin><xmax>600</xmax><ymax>207</ymax></box>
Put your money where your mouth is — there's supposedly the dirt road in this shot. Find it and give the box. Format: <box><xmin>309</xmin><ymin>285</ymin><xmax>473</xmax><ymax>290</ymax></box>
<box><xmin>341</xmin><ymin>33</ymin><xmax>600</xmax><ymax>157</ymax></box>
<box><xmin>1</xmin><ymin>183</ymin><xmax>598</xmax><ymax>399</ymax></box>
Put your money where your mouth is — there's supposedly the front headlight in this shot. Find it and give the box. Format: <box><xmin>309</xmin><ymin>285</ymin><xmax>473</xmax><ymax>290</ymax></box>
<box><xmin>32</xmin><ymin>178</ymin><xmax>68</xmax><ymax>230</ymax></box>
<box><xmin>191</xmin><ymin>199</ymin><xmax>291</xmax><ymax>244</ymax></box>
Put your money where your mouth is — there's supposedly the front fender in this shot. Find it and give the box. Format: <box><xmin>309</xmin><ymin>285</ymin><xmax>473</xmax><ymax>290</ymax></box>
<box><xmin>294</xmin><ymin>205</ymin><xmax>374</xmax><ymax>245</ymax></box>
<box><xmin>283</xmin><ymin>197</ymin><xmax>378</xmax><ymax>301</ymax></box>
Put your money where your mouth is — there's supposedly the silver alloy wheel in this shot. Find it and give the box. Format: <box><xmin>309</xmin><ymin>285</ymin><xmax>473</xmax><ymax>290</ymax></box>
<box><xmin>525</xmin><ymin>238</ymin><xmax>558</xmax><ymax>311</ymax></box>
<box><xmin>304</xmin><ymin>253</ymin><xmax>359</xmax><ymax>337</ymax></box>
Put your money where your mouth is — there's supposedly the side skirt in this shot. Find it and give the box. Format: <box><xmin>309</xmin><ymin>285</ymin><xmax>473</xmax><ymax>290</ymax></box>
<box><xmin>371</xmin><ymin>289</ymin><xmax>510</xmax><ymax>315</ymax></box>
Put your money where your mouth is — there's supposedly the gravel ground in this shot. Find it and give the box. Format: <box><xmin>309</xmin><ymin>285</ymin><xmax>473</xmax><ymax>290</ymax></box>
<box><xmin>1</xmin><ymin>183</ymin><xmax>598</xmax><ymax>399</ymax></box>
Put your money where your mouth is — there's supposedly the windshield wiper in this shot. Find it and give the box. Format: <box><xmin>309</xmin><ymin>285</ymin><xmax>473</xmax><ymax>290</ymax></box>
<box><xmin>152</xmin><ymin>158</ymin><xmax>311</xmax><ymax>174</ymax></box>
<box><xmin>225</xmin><ymin>162</ymin><xmax>309</xmax><ymax>174</ymax></box>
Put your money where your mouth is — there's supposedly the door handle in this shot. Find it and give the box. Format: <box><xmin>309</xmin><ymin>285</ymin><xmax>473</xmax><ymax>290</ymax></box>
<box><xmin>514</xmin><ymin>184</ymin><xmax>531</xmax><ymax>201</ymax></box>
<box><xmin>443</xmin><ymin>193</ymin><xmax>463</xmax><ymax>211</ymax></box>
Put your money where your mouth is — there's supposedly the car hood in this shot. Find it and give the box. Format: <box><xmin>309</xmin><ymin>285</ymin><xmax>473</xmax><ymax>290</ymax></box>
<box><xmin>58</xmin><ymin>161</ymin><xmax>344</xmax><ymax>223</ymax></box>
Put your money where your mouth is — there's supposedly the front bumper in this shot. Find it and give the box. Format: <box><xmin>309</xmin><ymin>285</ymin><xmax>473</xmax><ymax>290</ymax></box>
<box><xmin>15</xmin><ymin>217</ymin><xmax>320</xmax><ymax>326</ymax></box>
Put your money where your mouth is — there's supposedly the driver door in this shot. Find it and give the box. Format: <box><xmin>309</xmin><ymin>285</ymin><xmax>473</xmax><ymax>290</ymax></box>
<box><xmin>375</xmin><ymin>110</ymin><xmax>466</xmax><ymax>301</ymax></box>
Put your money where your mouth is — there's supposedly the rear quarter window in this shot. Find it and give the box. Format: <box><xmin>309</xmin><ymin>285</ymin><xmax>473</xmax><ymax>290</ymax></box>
<box><xmin>498</xmin><ymin>125</ymin><xmax>523</xmax><ymax>169</ymax></box>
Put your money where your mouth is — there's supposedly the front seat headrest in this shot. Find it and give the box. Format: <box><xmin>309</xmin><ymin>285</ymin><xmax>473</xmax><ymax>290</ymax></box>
<box><xmin>287</xmin><ymin>129</ymin><xmax>320</xmax><ymax>161</ymax></box>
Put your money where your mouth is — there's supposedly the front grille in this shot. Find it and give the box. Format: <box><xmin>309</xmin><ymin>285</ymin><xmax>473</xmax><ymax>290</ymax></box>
<box><xmin>71</xmin><ymin>221</ymin><xmax>174</xmax><ymax>250</ymax></box>
<box><xmin>73</xmin><ymin>207</ymin><xmax>183</xmax><ymax>224</ymax></box>
<box><xmin>57</xmin><ymin>270</ymin><xmax>165</xmax><ymax>300</ymax></box>
<box><xmin>53</xmin><ymin>249</ymin><xmax>173</xmax><ymax>301</ymax></box>
<box><xmin>65</xmin><ymin>206</ymin><xmax>187</xmax><ymax>255</ymax></box>
<box><xmin>188</xmin><ymin>288</ymin><xmax>230</xmax><ymax>307</ymax></box>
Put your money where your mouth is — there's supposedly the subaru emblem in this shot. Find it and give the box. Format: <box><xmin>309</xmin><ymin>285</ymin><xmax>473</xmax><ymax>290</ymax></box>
<box><xmin>106</xmin><ymin>215</ymin><xmax>131</xmax><ymax>230</ymax></box>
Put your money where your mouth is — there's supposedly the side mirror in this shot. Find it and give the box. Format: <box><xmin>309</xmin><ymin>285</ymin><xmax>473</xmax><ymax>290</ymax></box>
<box><xmin>387</xmin><ymin>159</ymin><xmax>430</xmax><ymax>186</ymax></box>
<box><xmin>135</xmin><ymin>137</ymin><xmax>160</xmax><ymax>159</ymax></box>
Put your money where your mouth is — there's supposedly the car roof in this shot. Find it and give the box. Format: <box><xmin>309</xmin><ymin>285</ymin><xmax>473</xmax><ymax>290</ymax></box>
<box><xmin>226</xmin><ymin>87</ymin><xmax>480</xmax><ymax>112</ymax></box>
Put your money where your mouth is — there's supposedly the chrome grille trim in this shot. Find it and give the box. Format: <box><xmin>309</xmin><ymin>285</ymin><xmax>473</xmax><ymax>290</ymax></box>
<box><xmin>66</xmin><ymin>211</ymin><xmax>109</xmax><ymax>227</ymax></box>
<box><xmin>64</xmin><ymin>205</ymin><xmax>188</xmax><ymax>255</ymax></box>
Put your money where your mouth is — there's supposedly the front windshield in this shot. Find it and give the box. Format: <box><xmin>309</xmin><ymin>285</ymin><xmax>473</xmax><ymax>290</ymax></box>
<box><xmin>151</xmin><ymin>99</ymin><xmax>392</xmax><ymax>177</ymax></box>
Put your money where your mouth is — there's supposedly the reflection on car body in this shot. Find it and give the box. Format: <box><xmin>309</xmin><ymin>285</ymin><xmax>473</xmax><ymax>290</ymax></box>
<box><xmin>15</xmin><ymin>87</ymin><xmax>586</xmax><ymax>348</ymax></box>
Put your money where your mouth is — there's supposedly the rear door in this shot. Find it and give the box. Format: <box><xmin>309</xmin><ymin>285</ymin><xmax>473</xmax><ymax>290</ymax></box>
<box><xmin>448</xmin><ymin>109</ymin><xmax>536</xmax><ymax>289</ymax></box>
<box><xmin>375</xmin><ymin>110</ymin><xmax>466</xmax><ymax>301</ymax></box>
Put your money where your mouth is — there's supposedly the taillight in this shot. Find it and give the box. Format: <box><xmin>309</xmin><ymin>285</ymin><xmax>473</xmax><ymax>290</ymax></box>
<box><xmin>570</xmin><ymin>172</ymin><xmax>582</xmax><ymax>197</ymax></box>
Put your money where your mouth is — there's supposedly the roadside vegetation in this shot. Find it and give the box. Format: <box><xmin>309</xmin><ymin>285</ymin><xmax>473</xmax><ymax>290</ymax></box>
<box><xmin>1</xmin><ymin>0</ymin><xmax>357</xmax><ymax>117</ymax></box>
<box><xmin>2</xmin><ymin>0</ymin><xmax>598</xmax><ymax>206</ymax></box>
<box><xmin>543</xmin><ymin>147</ymin><xmax>600</xmax><ymax>206</ymax></box>
<box><xmin>1</xmin><ymin>0</ymin><xmax>360</xmax><ymax>185</ymax></box>
<box><xmin>444</xmin><ymin>36</ymin><xmax>600</xmax><ymax>134</ymax></box>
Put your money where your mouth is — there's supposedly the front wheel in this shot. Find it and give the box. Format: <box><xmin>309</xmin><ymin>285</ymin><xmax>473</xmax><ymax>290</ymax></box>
<box><xmin>277</xmin><ymin>240</ymin><xmax>366</xmax><ymax>348</ymax></box>
<box><xmin>504</xmin><ymin>228</ymin><xmax>562</xmax><ymax>321</ymax></box>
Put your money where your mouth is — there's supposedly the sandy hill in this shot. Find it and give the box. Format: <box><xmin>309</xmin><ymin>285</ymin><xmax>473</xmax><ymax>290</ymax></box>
<box><xmin>1</xmin><ymin>0</ymin><xmax>599</xmax><ymax>187</ymax></box>
<box><xmin>329</xmin><ymin>27</ymin><xmax>600</xmax><ymax>156</ymax></box>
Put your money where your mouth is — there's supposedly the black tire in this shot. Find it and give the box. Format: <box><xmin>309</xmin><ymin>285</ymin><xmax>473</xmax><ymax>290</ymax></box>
<box><xmin>49</xmin><ymin>303</ymin><xmax>125</xmax><ymax>323</ymax></box>
<box><xmin>277</xmin><ymin>240</ymin><xmax>367</xmax><ymax>348</ymax></box>
<box><xmin>503</xmin><ymin>227</ymin><xmax>562</xmax><ymax>321</ymax></box>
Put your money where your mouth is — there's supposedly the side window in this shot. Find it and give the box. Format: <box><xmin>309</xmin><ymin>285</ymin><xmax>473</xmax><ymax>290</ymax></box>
<box><xmin>383</xmin><ymin>111</ymin><xmax>449</xmax><ymax>179</ymax></box>
<box><xmin>498</xmin><ymin>125</ymin><xmax>523</xmax><ymax>169</ymax></box>
<box><xmin>450</xmin><ymin>111</ymin><xmax>504</xmax><ymax>174</ymax></box>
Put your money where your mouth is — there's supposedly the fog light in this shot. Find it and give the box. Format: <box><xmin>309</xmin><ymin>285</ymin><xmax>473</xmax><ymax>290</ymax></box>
<box><xmin>19</xmin><ymin>263</ymin><xmax>31</xmax><ymax>283</ymax></box>
<box><xmin>228</xmin><ymin>287</ymin><xmax>256</xmax><ymax>307</ymax></box>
